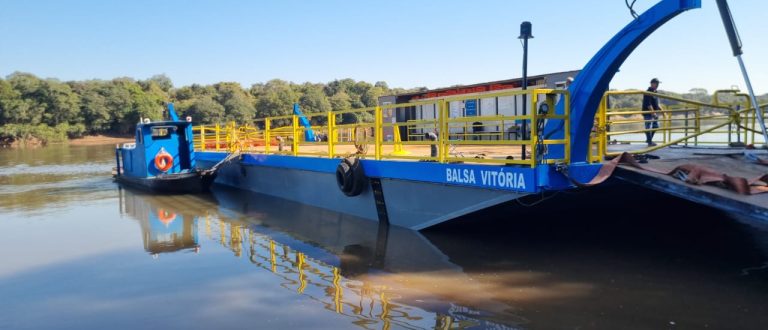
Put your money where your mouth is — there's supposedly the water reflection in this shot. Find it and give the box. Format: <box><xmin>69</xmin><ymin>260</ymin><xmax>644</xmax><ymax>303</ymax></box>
<box><xmin>118</xmin><ymin>189</ymin><xmax>200</xmax><ymax>255</ymax></box>
<box><xmin>112</xmin><ymin>184</ymin><xmax>768</xmax><ymax>329</ymax></box>
<box><xmin>2</xmin><ymin>144</ymin><xmax>768</xmax><ymax>329</ymax></box>
<box><xmin>118</xmin><ymin>186</ymin><xmax>527</xmax><ymax>329</ymax></box>
<box><xmin>0</xmin><ymin>144</ymin><xmax>115</xmax><ymax>213</ymax></box>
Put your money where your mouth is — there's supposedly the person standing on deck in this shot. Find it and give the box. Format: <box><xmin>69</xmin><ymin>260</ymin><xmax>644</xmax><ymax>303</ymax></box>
<box><xmin>642</xmin><ymin>78</ymin><xmax>662</xmax><ymax>146</ymax></box>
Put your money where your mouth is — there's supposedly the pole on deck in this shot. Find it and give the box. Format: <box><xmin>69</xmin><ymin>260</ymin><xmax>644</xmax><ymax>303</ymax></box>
<box><xmin>519</xmin><ymin>21</ymin><xmax>533</xmax><ymax>160</ymax></box>
<box><xmin>715</xmin><ymin>0</ymin><xmax>768</xmax><ymax>146</ymax></box>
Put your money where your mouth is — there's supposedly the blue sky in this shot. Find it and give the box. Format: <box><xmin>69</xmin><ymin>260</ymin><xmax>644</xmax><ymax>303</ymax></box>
<box><xmin>1</xmin><ymin>0</ymin><xmax>766</xmax><ymax>94</ymax></box>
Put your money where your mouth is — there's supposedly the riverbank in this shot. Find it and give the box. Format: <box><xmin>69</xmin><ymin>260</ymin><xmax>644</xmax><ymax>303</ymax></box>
<box><xmin>1</xmin><ymin>134</ymin><xmax>132</xmax><ymax>148</ymax></box>
<box><xmin>68</xmin><ymin>134</ymin><xmax>132</xmax><ymax>146</ymax></box>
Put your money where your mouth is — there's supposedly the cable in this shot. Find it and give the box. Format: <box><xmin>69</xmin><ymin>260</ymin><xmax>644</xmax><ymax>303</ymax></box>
<box><xmin>625</xmin><ymin>0</ymin><xmax>639</xmax><ymax>19</ymax></box>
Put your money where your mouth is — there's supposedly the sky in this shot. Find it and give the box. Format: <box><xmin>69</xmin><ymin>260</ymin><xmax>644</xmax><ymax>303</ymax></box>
<box><xmin>0</xmin><ymin>0</ymin><xmax>766</xmax><ymax>94</ymax></box>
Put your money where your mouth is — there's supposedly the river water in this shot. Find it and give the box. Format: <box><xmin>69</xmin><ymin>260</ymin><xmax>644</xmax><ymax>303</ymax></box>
<box><xmin>1</xmin><ymin>144</ymin><xmax>767</xmax><ymax>329</ymax></box>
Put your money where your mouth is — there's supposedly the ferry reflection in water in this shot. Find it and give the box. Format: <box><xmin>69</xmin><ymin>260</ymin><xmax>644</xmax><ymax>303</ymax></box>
<box><xmin>115</xmin><ymin>185</ymin><xmax>768</xmax><ymax>329</ymax></box>
<box><xmin>118</xmin><ymin>188</ymin><xmax>199</xmax><ymax>256</ymax></box>
<box><xmin>118</xmin><ymin>187</ymin><xmax>525</xmax><ymax>329</ymax></box>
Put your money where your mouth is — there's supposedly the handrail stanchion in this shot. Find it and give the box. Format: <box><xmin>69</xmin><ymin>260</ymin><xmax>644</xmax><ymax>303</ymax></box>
<box><xmin>374</xmin><ymin>106</ymin><xmax>382</xmax><ymax>160</ymax></box>
<box><xmin>529</xmin><ymin>91</ymin><xmax>537</xmax><ymax>167</ymax></box>
<box><xmin>695</xmin><ymin>106</ymin><xmax>700</xmax><ymax>146</ymax></box>
<box><xmin>265</xmin><ymin>119</ymin><xmax>271</xmax><ymax>154</ymax></box>
<box><xmin>565</xmin><ymin>90</ymin><xmax>572</xmax><ymax>164</ymax></box>
<box><xmin>327</xmin><ymin>111</ymin><xmax>335</xmax><ymax>158</ymax></box>
<box><xmin>683</xmin><ymin>107</ymin><xmax>698</xmax><ymax>147</ymax></box>
<box><xmin>292</xmin><ymin>115</ymin><xmax>299</xmax><ymax>156</ymax></box>
<box><xmin>599</xmin><ymin>94</ymin><xmax>608</xmax><ymax>161</ymax></box>
<box><xmin>215</xmin><ymin>123</ymin><xmax>221</xmax><ymax>152</ymax></box>
<box><xmin>200</xmin><ymin>126</ymin><xmax>206</xmax><ymax>151</ymax></box>
<box><xmin>438</xmin><ymin>99</ymin><xmax>447</xmax><ymax>163</ymax></box>
<box><xmin>664</xmin><ymin>111</ymin><xmax>670</xmax><ymax>144</ymax></box>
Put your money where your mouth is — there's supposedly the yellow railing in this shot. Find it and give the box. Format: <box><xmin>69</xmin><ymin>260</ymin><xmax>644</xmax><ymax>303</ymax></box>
<box><xmin>194</xmin><ymin>89</ymin><xmax>571</xmax><ymax>167</ymax></box>
<box><xmin>589</xmin><ymin>90</ymin><xmax>767</xmax><ymax>161</ymax></box>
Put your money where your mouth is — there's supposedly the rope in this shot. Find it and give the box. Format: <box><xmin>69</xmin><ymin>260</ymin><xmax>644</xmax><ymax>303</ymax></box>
<box><xmin>202</xmin><ymin>150</ymin><xmax>241</xmax><ymax>174</ymax></box>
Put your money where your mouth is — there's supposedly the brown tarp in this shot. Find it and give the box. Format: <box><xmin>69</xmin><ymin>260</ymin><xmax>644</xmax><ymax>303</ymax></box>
<box><xmin>565</xmin><ymin>153</ymin><xmax>768</xmax><ymax>195</ymax></box>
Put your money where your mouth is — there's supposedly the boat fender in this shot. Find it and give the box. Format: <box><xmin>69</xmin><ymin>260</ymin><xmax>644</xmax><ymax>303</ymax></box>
<box><xmin>336</xmin><ymin>157</ymin><xmax>366</xmax><ymax>197</ymax></box>
<box><xmin>154</xmin><ymin>149</ymin><xmax>174</xmax><ymax>172</ymax></box>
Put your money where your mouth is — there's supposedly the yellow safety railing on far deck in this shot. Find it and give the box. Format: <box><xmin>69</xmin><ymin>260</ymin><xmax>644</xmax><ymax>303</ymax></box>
<box><xmin>193</xmin><ymin>88</ymin><xmax>572</xmax><ymax>168</ymax></box>
<box><xmin>590</xmin><ymin>90</ymin><xmax>767</xmax><ymax>161</ymax></box>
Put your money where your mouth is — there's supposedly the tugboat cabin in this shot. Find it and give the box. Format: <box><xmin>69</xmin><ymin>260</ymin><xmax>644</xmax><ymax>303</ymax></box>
<box><xmin>117</xmin><ymin>119</ymin><xmax>196</xmax><ymax>178</ymax></box>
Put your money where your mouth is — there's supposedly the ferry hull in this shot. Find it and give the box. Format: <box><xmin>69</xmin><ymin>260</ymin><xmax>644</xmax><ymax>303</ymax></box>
<box><xmin>198</xmin><ymin>152</ymin><xmax>531</xmax><ymax>230</ymax></box>
<box><xmin>115</xmin><ymin>171</ymin><xmax>217</xmax><ymax>194</ymax></box>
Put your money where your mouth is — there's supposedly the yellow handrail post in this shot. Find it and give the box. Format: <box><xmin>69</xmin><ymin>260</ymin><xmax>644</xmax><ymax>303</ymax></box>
<box><xmin>664</xmin><ymin>111</ymin><xmax>670</xmax><ymax>144</ymax></box>
<box><xmin>438</xmin><ymin>99</ymin><xmax>447</xmax><ymax>163</ymax></box>
<box><xmin>242</xmin><ymin>123</ymin><xmax>249</xmax><ymax>152</ymax></box>
<box><xmin>564</xmin><ymin>91</ymin><xmax>571</xmax><ymax>164</ymax></box>
<box><xmin>599</xmin><ymin>94</ymin><xmax>607</xmax><ymax>161</ymax></box>
<box><xmin>215</xmin><ymin>123</ymin><xmax>221</xmax><ymax>152</ymax></box>
<box><xmin>695</xmin><ymin>106</ymin><xmax>700</xmax><ymax>146</ymax></box>
<box><xmin>327</xmin><ymin>111</ymin><xmax>335</xmax><ymax>158</ymax></box>
<box><xmin>292</xmin><ymin>115</ymin><xmax>299</xmax><ymax>156</ymax></box>
<box><xmin>529</xmin><ymin>91</ymin><xmax>538</xmax><ymax>167</ymax></box>
<box><xmin>265</xmin><ymin>119</ymin><xmax>271</xmax><ymax>154</ymax></box>
<box><xmin>753</xmin><ymin>107</ymin><xmax>758</xmax><ymax>145</ymax></box>
<box><xmin>743</xmin><ymin>104</ymin><xmax>748</xmax><ymax>145</ymax></box>
<box><xmin>200</xmin><ymin>125</ymin><xmax>206</xmax><ymax>151</ymax></box>
<box><xmin>374</xmin><ymin>106</ymin><xmax>382</xmax><ymax>160</ymax></box>
<box><xmin>228</xmin><ymin>121</ymin><xmax>239</xmax><ymax>152</ymax></box>
<box><xmin>391</xmin><ymin>124</ymin><xmax>409</xmax><ymax>156</ymax></box>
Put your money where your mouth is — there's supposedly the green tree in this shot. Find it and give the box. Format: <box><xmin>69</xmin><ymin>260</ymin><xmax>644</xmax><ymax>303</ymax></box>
<box><xmin>362</xmin><ymin>86</ymin><xmax>386</xmax><ymax>107</ymax></box>
<box><xmin>147</xmin><ymin>74</ymin><xmax>173</xmax><ymax>93</ymax></box>
<box><xmin>298</xmin><ymin>83</ymin><xmax>331</xmax><ymax>125</ymax></box>
<box><xmin>255</xmin><ymin>80</ymin><xmax>298</xmax><ymax>126</ymax></box>
<box><xmin>178</xmin><ymin>96</ymin><xmax>226</xmax><ymax>124</ymax></box>
<box><xmin>6</xmin><ymin>72</ymin><xmax>46</xmax><ymax>125</ymax></box>
<box><xmin>40</xmin><ymin>80</ymin><xmax>81</xmax><ymax>126</ymax></box>
<box><xmin>73</xmin><ymin>81</ymin><xmax>112</xmax><ymax>132</ymax></box>
<box><xmin>214</xmin><ymin>82</ymin><xmax>255</xmax><ymax>123</ymax></box>
<box><xmin>0</xmin><ymin>79</ymin><xmax>30</xmax><ymax>125</ymax></box>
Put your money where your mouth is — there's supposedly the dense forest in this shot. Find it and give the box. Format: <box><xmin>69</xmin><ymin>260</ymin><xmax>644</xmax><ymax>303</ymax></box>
<box><xmin>0</xmin><ymin>72</ymin><xmax>422</xmax><ymax>146</ymax></box>
<box><xmin>1</xmin><ymin>71</ymin><xmax>766</xmax><ymax>146</ymax></box>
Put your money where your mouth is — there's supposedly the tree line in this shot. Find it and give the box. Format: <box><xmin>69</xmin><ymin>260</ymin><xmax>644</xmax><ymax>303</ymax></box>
<box><xmin>2</xmin><ymin>71</ymin><xmax>767</xmax><ymax>145</ymax></box>
<box><xmin>0</xmin><ymin>72</ymin><xmax>422</xmax><ymax>145</ymax></box>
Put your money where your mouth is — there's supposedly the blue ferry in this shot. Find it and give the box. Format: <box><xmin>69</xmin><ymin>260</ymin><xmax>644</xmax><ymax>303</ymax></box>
<box><xmin>190</xmin><ymin>0</ymin><xmax>711</xmax><ymax>230</ymax></box>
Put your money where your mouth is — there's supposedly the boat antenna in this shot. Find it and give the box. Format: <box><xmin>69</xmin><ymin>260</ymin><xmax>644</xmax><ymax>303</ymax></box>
<box><xmin>625</xmin><ymin>0</ymin><xmax>639</xmax><ymax>19</ymax></box>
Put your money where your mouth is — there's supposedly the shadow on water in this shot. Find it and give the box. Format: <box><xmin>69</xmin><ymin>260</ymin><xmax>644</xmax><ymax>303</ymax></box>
<box><xmin>425</xmin><ymin>180</ymin><xmax>768</xmax><ymax>329</ymax></box>
<box><xmin>1</xmin><ymin>144</ymin><xmax>767</xmax><ymax>329</ymax></box>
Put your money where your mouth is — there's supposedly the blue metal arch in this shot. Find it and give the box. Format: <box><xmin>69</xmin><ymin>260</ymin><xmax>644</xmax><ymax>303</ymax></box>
<box><xmin>567</xmin><ymin>0</ymin><xmax>701</xmax><ymax>163</ymax></box>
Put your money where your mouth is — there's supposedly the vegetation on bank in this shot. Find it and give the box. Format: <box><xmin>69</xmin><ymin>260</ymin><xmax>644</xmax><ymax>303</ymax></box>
<box><xmin>0</xmin><ymin>123</ymin><xmax>86</xmax><ymax>147</ymax></box>
<box><xmin>0</xmin><ymin>72</ymin><xmax>422</xmax><ymax>147</ymax></box>
<box><xmin>1</xmin><ymin>71</ymin><xmax>766</xmax><ymax>147</ymax></box>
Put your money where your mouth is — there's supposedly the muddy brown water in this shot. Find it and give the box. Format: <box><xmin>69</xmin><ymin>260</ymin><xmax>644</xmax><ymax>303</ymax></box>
<box><xmin>0</xmin><ymin>144</ymin><xmax>767</xmax><ymax>329</ymax></box>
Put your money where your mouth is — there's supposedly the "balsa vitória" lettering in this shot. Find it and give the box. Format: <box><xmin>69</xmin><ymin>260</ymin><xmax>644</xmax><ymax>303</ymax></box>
<box><xmin>445</xmin><ymin>168</ymin><xmax>526</xmax><ymax>189</ymax></box>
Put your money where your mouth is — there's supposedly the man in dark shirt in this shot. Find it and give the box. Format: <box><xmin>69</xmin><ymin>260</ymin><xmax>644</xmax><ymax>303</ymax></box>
<box><xmin>641</xmin><ymin>78</ymin><xmax>661</xmax><ymax>146</ymax></box>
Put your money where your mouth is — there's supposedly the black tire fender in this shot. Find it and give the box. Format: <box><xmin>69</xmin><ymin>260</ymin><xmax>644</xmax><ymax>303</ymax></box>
<box><xmin>336</xmin><ymin>157</ymin><xmax>366</xmax><ymax>197</ymax></box>
<box><xmin>336</xmin><ymin>159</ymin><xmax>353</xmax><ymax>194</ymax></box>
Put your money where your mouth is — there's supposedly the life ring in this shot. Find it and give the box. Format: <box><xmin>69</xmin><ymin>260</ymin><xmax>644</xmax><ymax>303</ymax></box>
<box><xmin>154</xmin><ymin>150</ymin><xmax>174</xmax><ymax>172</ymax></box>
<box><xmin>335</xmin><ymin>157</ymin><xmax>366</xmax><ymax>197</ymax></box>
<box><xmin>157</xmin><ymin>209</ymin><xmax>177</xmax><ymax>225</ymax></box>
